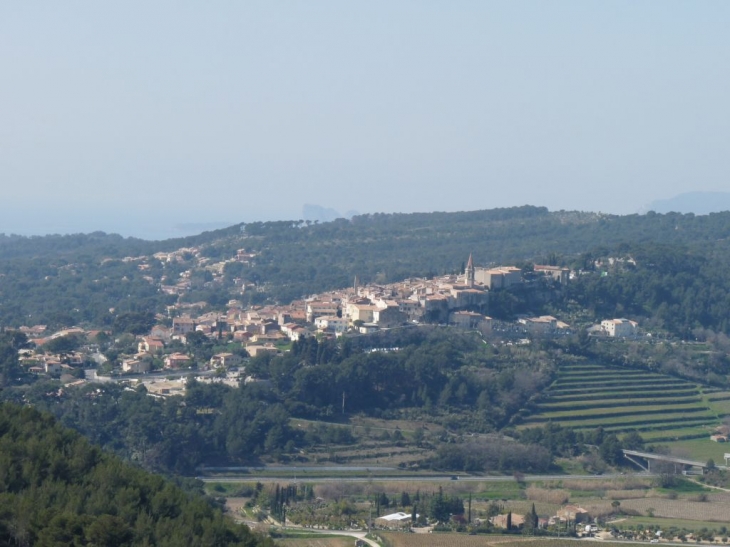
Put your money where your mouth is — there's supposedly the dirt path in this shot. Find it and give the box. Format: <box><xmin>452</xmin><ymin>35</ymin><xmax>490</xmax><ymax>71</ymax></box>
<box><xmin>686</xmin><ymin>477</ymin><xmax>730</xmax><ymax>492</ymax></box>
<box><xmin>224</xmin><ymin>500</ymin><xmax>379</xmax><ymax>547</ymax></box>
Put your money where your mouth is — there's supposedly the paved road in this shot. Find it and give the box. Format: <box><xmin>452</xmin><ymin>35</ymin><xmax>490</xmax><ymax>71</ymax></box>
<box><xmin>201</xmin><ymin>472</ymin><xmax>654</xmax><ymax>483</ymax></box>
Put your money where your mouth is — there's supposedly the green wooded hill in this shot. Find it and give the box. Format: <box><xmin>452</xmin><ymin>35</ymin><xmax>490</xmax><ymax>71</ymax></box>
<box><xmin>3</xmin><ymin>206</ymin><xmax>730</xmax><ymax>337</ymax></box>
<box><xmin>517</xmin><ymin>362</ymin><xmax>719</xmax><ymax>443</ymax></box>
<box><xmin>0</xmin><ymin>402</ymin><xmax>272</xmax><ymax>547</ymax></box>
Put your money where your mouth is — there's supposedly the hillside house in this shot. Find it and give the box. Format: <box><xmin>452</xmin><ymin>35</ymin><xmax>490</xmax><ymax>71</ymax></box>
<box><xmin>601</xmin><ymin>318</ymin><xmax>638</xmax><ymax>337</ymax></box>
<box><xmin>123</xmin><ymin>358</ymin><xmax>151</xmax><ymax>374</ymax></box>
<box><xmin>346</xmin><ymin>303</ymin><xmax>378</xmax><ymax>324</ymax></box>
<box><xmin>534</xmin><ymin>265</ymin><xmax>570</xmax><ymax>284</ymax></box>
<box><xmin>172</xmin><ymin>317</ymin><xmax>196</xmax><ymax>335</ymax></box>
<box><xmin>209</xmin><ymin>353</ymin><xmax>242</xmax><ymax>369</ymax></box>
<box><xmin>44</xmin><ymin>360</ymin><xmax>62</xmax><ymax>374</ymax></box>
<box><xmin>490</xmin><ymin>513</ymin><xmax>525</xmax><ymax>529</ymax></box>
<box><xmin>519</xmin><ymin>315</ymin><xmax>569</xmax><ymax>334</ymax></box>
<box><xmin>373</xmin><ymin>302</ymin><xmax>406</xmax><ymax>327</ymax></box>
<box><xmin>449</xmin><ymin>310</ymin><xmax>486</xmax><ymax>328</ymax></box>
<box><xmin>556</xmin><ymin>504</ymin><xmax>590</xmax><ymax>523</ymax></box>
<box><xmin>164</xmin><ymin>353</ymin><xmax>191</xmax><ymax>370</ymax></box>
<box><xmin>138</xmin><ymin>337</ymin><xmax>164</xmax><ymax>354</ymax></box>
<box><xmin>245</xmin><ymin>344</ymin><xmax>278</xmax><ymax>358</ymax></box>
<box><xmin>150</xmin><ymin>325</ymin><xmax>172</xmax><ymax>342</ymax></box>
<box><xmin>306</xmin><ymin>301</ymin><xmax>339</xmax><ymax>323</ymax></box>
<box><xmin>314</xmin><ymin>315</ymin><xmax>348</xmax><ymax>333</ymax></box>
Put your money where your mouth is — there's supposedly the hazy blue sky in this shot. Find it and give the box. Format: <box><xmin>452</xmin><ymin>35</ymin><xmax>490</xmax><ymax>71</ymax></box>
<box><xmin>2</xmin><ymin>2</ymin><xmax>730</xmax><ymax>238</ymax></box>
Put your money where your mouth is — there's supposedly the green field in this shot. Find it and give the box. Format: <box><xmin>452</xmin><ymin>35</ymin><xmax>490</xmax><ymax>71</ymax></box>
<box><xmin>616</xmin><ymin>515</ymin><xmax>730</xmax><ymax>532</ymax></box>
<box><xmin>705</xmin><ymin>392</ymin><xmax>730</xmax><ymax>417</ymax></box>
<box><xmin>519</xmin><ymin>363</ymin><xmax>721</xmax><ymax>442</ymax></box>
<box><xmin>648</xmin><ymin>437</ymin><xmax>730</xmax><ymax>463</ymax></box>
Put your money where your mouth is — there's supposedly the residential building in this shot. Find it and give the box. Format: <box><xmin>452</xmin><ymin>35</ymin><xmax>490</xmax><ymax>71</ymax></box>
<box><xmin>534</xmin><ymin>264</ymin><xmax>570</xmax><ymax>284</ymax></box>
<box><xmin>172</xmin><ymin>317</ymin><xmax>196</xmax><ymax>335</ymax></box>
<box><xmin>306</xmin><ymin>301</ymin><xmax>339</xmax><ymax>322</ymax></box>
<box><xmin>210</xmin><ymin>352</ymin><xmax>242</xmax><ymax>368</ymax></box>
<box><xmin>246</xmin><ymin>344</ymin><xmax>278</xmax><ymax>358</ymax></box>
<box><xmin>449</xmin><ymin>311</ymin><xmax>485</xmax><ymax>329</ymax></box>
<box><xmin>138</xmin><ymin>337</ymin><xmax>164</xmax><ymax>354</ymax></box>
<box><xmin>123</xmin><ymin>359</ymin><xmax>151</xmax><ymax>374</ymax></box>
<box><xmin>314</xmin><ymin>315</ymin><xmax>348</xmax><ymax>333</ymax></box>
<box><xmin>601</xmin><ymin>318</ymin><xmax>638</xmax><ymax>337</ymax></box>
<box><xmin>490</xmin><ymin>513</ymin><xmax>525</xmax><ymax>529</ymax></box>
<box><xmin>475</xmin><ymin>266</ymin><xmax>522</xmax><ymax>289</ymax></box>
<box><xmin>164</xmin><ymin>353</ymin><xmax>191</xmax><ymax>369</ymax></box>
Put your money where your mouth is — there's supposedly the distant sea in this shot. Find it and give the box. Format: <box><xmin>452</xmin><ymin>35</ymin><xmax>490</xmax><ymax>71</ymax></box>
<box><xmin>0</xmin><ymin>209</ymin><xmax>236</xmax><ymax>241</ymax></box>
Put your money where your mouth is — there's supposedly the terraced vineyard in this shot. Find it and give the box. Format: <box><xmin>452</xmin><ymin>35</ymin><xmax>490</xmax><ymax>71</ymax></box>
<box><xmin>518</xmin><ymin>363</ymin><xmax>720</xmax><ymax>442</ymax></box>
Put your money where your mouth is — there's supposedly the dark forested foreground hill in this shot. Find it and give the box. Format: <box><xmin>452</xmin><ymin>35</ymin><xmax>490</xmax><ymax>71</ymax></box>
<box><xmin>4</xmin><ymin>206</ymin><xmax>730</xmax><ymax>331</ymax></box>
<box><xmin>0</xmin><ymin>402</ymin><xmax>272</xmax><ymax>547</ymax></box>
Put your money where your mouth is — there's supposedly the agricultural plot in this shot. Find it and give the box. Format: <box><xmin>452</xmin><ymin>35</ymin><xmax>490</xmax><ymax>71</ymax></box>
<box><xmin>705</xmin><ymin>393</ymin><xmax>730</xmax><ymax>417</ymax></box>
<box><xmin>618</xmin><ymin>497</ymin><xmax>730</xmax><ymax>523</ymax></box>
<box><xmin>276</xmin><ymin>537</ymin><xmax>353</xmax><ymax>547</ymax></box>
<box><xmin>518</xmin><ymin>363</ymin><xmax>720</xmax><ymax>440</ymax></box>
<box><xmin>639</xmin><ymin>426</ymin><xmax>714</xmax><ymax>443</ymax></box>
<box><xmin>380</xmin><ymin>535</ymin><xmax>629</xmax><ymax>547</ymax></box>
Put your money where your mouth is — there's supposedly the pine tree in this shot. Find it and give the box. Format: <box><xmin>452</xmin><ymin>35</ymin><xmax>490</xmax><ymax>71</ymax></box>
<box><xmin>401</xmin><ymin>491</ymin><xmax>411</xmax><ymax>507</ymax></box>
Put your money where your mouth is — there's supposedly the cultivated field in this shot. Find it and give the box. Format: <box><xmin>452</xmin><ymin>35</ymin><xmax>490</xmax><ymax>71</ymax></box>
<box><xmin>275</xmin><ymin>538</ymin><xmax>353</xmax><ymax>547</ymax></box>
<box><xmin>617</xmin><ymin>497</ymin><xmax>730</xmax><ymax>523</ymax></box>
<box><xmin>519</xmin><ymin>363</ymin><xmax>720</xmax><ymax>442</ymax></box>
<box><xmin>380</xmin><ymin>535</ymin><xmax>630</xmax><ymax>547</ymax></box>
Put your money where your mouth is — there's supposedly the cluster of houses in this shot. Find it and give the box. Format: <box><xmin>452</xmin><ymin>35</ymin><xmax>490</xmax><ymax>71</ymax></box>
<box><xmin>152</xmin><ymin>255</ymin><xmax>577</xmax><ymax>346</ymax></box>
<box><xmin>18</xmin><ymin>326</ymin><xmax>91</xmax><ymax>378</ymax></box>
<box><xmin>10</xmin><ymin>253</ymin><xmax>643</xmax><ymax>386</ymax></box>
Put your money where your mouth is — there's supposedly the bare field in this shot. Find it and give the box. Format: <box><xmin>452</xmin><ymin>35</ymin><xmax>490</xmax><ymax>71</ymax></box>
<box><xmin>380</xmin><ymin>535</ymin><xmax>631</xmax><ymax>547</ymax></box>
<box><xmin>275</xmin><ymin>538</ymin><xmax>353</xmax><ymax>547</ymax></box>
<box><xmin>619</xmin><ymin>497</ymin><xmax>730</xmax><ymax>523</ymax></box>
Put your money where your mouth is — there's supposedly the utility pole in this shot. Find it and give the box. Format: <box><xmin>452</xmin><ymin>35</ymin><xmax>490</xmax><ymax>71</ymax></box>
<box><xmin>342</xmin><ymin>391</ymin><xmax>346</xmax><ymax>415</ymax></box>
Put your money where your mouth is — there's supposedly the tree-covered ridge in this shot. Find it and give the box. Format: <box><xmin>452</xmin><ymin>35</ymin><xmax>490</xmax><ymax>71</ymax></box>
<box><xmin>234</xmin><ymin>208</ymin><xmax>730</xmax><ymax>302</ymax></box>
<box><xmin>5</xmin><ymin>329</ymin><xmax>559</xmax><ymax>476</ymax></box>
<box><xmin>563</xmin><ymin>242</ymin><xmax>730</xmax><ymax>337</ymax></box>
<box><xmin>5</xmin><ymin>206</ymin><xmax>730</xmax><ymax>334</ymax></box>
<box><xmin>0</xmin><ymin>402</ymin><xmax>272</xmax><ymax>547</ymax></box>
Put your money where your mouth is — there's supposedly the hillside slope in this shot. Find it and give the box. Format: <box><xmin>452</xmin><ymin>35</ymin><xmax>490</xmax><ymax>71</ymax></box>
<box><xmin>3</xmin><ymin>206</ymin><xmax>730</xmax><ymax>331</ymax></box>
<box><xmin>0</xmin><ymin>402</ymin><xmax>272</xmax><ymax>547</ymax></box>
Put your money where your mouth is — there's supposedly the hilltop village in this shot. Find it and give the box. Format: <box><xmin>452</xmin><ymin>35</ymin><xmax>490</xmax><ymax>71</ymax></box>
<box><xmin>14</xmin><ymin>244</ymin><xmax>639</xmax><ymax>393</ymax></box>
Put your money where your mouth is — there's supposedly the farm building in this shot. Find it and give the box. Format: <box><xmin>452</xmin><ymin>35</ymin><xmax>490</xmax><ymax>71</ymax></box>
<box><xmin>490</xmin><ymin>513</ymin><xmax>525</xmax><ymax>529</ymax></box>
<box><xmin>556</xmin><ymin>504</ymin><xmax>590</xmax><ymax>523</ymax></box>
<box><xmin>374</xmin><ymin>512</ymin><xmax>417</xmax><ymax>529</ymax></box>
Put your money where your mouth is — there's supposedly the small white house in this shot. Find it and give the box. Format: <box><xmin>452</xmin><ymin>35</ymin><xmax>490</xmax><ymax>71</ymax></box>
<box><xmin>374</xmin><ymin>512</ymin><xmax>418</xmax><ymax>529</ymax></box>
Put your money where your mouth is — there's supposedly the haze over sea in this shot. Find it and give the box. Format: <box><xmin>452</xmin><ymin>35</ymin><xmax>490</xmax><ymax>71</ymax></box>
<box><xmin>3</xmin><ymin>3</ymin><xmax>730</xmax><ymax>239</ymax></box>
